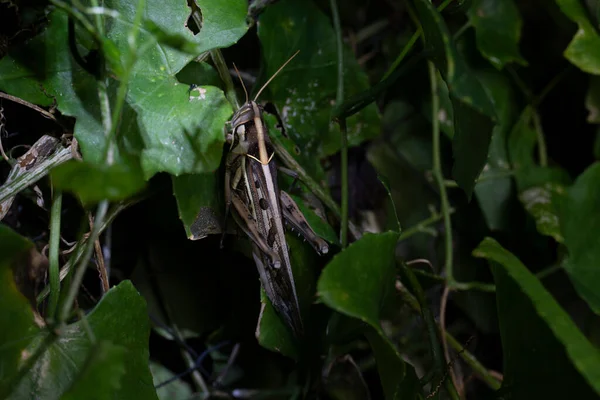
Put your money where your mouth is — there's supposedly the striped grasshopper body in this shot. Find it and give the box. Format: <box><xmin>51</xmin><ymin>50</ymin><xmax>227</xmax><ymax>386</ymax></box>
<box><xmin>224</xmin><ymin>56</ymin><xmax>328</xmax><ymax>337</ymax></box>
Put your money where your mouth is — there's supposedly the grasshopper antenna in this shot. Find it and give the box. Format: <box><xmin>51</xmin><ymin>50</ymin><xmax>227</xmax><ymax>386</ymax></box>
<box><xmin>253</xmin><ymin>50</ymin><xmax>300</xmax><ymax>102</ymax></box>
<box><xmin>233</xmin><ymin>63</ymin><xmax>249</xmax><ymax>104</ymax></box>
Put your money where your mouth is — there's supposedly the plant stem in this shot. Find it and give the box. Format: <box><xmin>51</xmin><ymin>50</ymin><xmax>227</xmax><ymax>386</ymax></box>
<box><xmin>330</xmin><ymin>0</ymin><xmax>348</xmax><ymax>247</ymax></box>
<box><xmin>398</xmin><ymin>208</ymin><xmax>454</xmax><ymax>241</ymax></box>
<box><xmin>57</xmin><ymin>201</ymin><xmax>109</xmax><ymax>323</ymax></box>
<box><xmin>340</xmin><ymin>119</ymin><xmax>349</xmax><ymax>247</ymax></box>
<box><xmin>211</xmin><ymin>49</ymin><xmax>240</xmax><ymax>110</ymax></box>
<box><xmin>428</xmin><ymin>62</ymin><xmax>455</xmax><ymax>286</ymax></box>
<box><xmin>395</xmin><ymin>281</ymin><xmax>502</xmax><ymax>392</ymax></box>
<box><xmin>381</xmin><ymin>0</ymin><xmax>454</xmax><ymax>82</ymax></box>
<box><xmin>47</xmin><ymin>190</ymin><xmax>63</xmax><ymax>320</ymax></box>
<box><xmin>403</xmin><ymin>266</ymin><xmax>460</xmax><ymax>400</ymax></box>
<box><xmin>381</xmin><ymin>30</ymin><xmax>420</xmax><ymax>81</ymax></box>
<box><xmin>444</xmin><ymin>334</ymin><xmax>502</xmax><ymax>390</ymax></box>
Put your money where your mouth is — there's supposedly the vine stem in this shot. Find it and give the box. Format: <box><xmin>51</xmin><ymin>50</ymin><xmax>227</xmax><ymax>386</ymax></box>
<box><xmin>395</xmin><ymin>280</ymin><xmax>502</xmax><ymax>392</ymax></box>
<box><xmin>47</xmin><ymin>190</ymin><xmax>63</xmax><ymax>319</ymax></box>
<box><xmin>330</xmin><ymin>0</ymin><xmax>348</xmax><ymax>247</ymax></box>
<box><xmin>57</xmin><ymin>201</ymin><xmax>108</xmax><ymax>323</ymax></box>
<box><xmin>428</xmin><ymin>62</ymin><xmax>455</xmax><ymax>286</ymax></box>
<box><xmin>211</xmin><ymin>49</ymin><xmax>240</xmax><ymax>110</ymax></box>
<box><xmin>403</xmin><ymin>265</ymin><xmax>460</xmax><ymax>399</ymax></box>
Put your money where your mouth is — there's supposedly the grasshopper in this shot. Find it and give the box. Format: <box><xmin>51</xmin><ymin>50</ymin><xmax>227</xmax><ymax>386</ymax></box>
<box><xmin>224</xmin><ymin>51</ymin><xmax>329</xmax><ymax>337</ymax></box>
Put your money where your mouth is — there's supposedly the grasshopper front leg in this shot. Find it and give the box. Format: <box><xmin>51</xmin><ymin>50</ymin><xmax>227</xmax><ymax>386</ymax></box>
<box><xmin>280</xmin><ymin>190</ymin><xmax>329</xmax><ymax>255</ymax></box>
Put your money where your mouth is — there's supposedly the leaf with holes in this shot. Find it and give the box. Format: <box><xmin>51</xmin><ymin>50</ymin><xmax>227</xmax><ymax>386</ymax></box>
<box><xmin>0</xmin><ymin>0</ymin><xmax>247</xmax><ymax>180</ymax></box>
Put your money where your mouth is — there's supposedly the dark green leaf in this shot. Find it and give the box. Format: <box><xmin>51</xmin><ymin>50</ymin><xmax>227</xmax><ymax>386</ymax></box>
<box><xmin>60</xmin><ymin>341</ymin><xmax>127</xmax><ymax>400</ymax></box>
<box><xmin>317</xmin><ymin>232</ymin><xmax>399</xmax><ymax>328</ymax></box>
<box><xmin>473</xmin><ymin>71</ymin><xmax>517</xmax><ymax>231</ymax></box>
<box><xmin>556</xmin><ymin>0</ymin><xmax>600</xmax><ymax>74</ymax></box>
<box><xmin>473</xmin><ymin>238</ymin><xmax>600</xmax><ymax>398</ymax></box>
<box><xmin>519</xmin><ymin>183</ymin><xmax>566</xmax><ymax>243</ymax></box>
<box><xmin>468</xmin><ymin>0</ymin><xmax>527</xmax><ymax>69</ymax></box>
<box><xmin>0</xmin><ymin>226</ymin><xmax>36</xmax><ymax>394</ymax></box>
<box><xmin>414</xmin><ymin>0</ymin><xmax>496</xmax><ymax>199</ymax></box>
<box><xmin>51</xmin><ymin>160</ymin><xmax>146</xmax><ymax>205</ymax></box>
<box><xmin>318</xmin><ymin>232</ymin><xmax>420</xmax><ymax>399</ymax></box>
<box><xmin>256</xmin><ymin>290</ymin><xmax>298</xmax><ymax>361</ymax></box>
<box><xmin>257</xmin><ymin>0</ymin><xmax>380</xmax><ymax>178</ymax></box>
<box><xmin>365</xmin><ymin>328</ymin><xmax>422</xmax><ymax>400</ymax></box>
<box><xmin>172</xmin><ymin>173</ymin><xmax>223</xmax><ymax>240</ymax></box>
<box><xmin>559</xmin><ymin>162</ymin><xmax>600</xmax><ymax>315</ymax></box>
<box><xmin>5</xmin><ymin>281</ymin><xmax>158</xmax><ymax>400</ymax></box>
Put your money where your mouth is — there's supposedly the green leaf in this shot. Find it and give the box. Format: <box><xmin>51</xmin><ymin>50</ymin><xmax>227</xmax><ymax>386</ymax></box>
<box><xmin>473</xmin><ymin>70</ymin><xmax>517</xmax><ymax>231</ymax></box>
<box><xmin>559</xmin><ymin>162</ymin><xmax>600</xmax><ymax>315</ymax></box>
<box><xmin>585</xmin><ymin>76</ymin><xmax>600</xmax><ymax>123</ymax></box>
<box><xmin>318</xmin><ymin>232</ymin><xmax>421</xmax><ymax>399</ymax></box>
<box><xmin>256</xmin><ymin>291</ymin><xmax>298</xmax><ymax>361</ymax></box>
<box><xmin>317</xmin><ymin>232</ymin><xmax>398</xmax><ymax>328</ymax></box>
<box><xmin>60</xmin><ymin>341</ymin><xmax>127</xmax><ymax>400</ymax></box>
<box><xmin>473</xmin><ymin>238</ymin><xmax>600</xmax><ymax>398</ymax></box>
<box><xmin>519</xmin><ymin>183</ymin><xmax>566</xmax><ymax>243</ymax></box>
<box><xmin>257</xmin><ymin>0</ymin><xmax>380</xmax><ymax>178</ymax></box>
<box><xmin>365</xmin><ymin>328</ymin><xmax>422</xmax><ymax>400</ymax></box>
<box><xmin>51</xmin><ymin>160</ymin><xmax>146</xmax><ymax>205</ymax></box>
<box><xmin>0</xmin><ymin>0</ymin><xmax>247</xmax><ymax>179</ymax></box>
<box><xmin>150</xmin><ymin>362</ymin><xmax>193</xmax><ymax>400</ymax></box>
<box><xmin>0</xmin><ymin>226</ymin><xmax>36</xmax><ymax>393</ymax></box>
<box><xmin>507</xmin><ymin>106</ymin><xmax>574</xmax><ymax>241</ymax></box>
<box><xmin>129</xmin><ymin>77</ymin><xmax>232</xmax><ymax>179</ymax></box>
<box><xmin>414</xmin><ymin>0</ymin><xmax>496</xmax><ymax>199</ymax></box>
<box><xmin>555</xmin><ymin>0</ymin><xmax>600</xmax><ymax>75</ymax></box>
<box><xmin>468</xmin><ymin>0</ymin><xmax>527</xmax><ymax>69</ymax></box>
<box><xmin>3</xmin><ymin>281</ymin><xmax>158</xmax><ymax>400</ymax></box>
<box><xmin>172</xmin><ymin>173</ymin><xmax>223</xmax><ymax>240</ymax></box>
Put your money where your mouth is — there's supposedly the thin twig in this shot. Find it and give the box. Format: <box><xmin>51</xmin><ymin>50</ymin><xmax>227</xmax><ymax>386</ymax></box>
<box><xmin>394</xmin><ymin>281</ymin><xmax>502</xmax><ymax>391</ymax></box>
<box><xmin>440</xmin><ymin>286</ymin><xmax>461</xmax><ymax>398</ymax></box>
<box><xmin>214</xmin><ymin>343</ymin><xmax>241</xmax><ymax>387</ymax></box>
<box><xmin>398</xmin><ymin>208</ymin><xmax>454</xmax><ymax>241</ymax></box>
<box><xmin>88</xmin><ymin>213</ymin><xmax>109</xmax><ymax>293</ymax></box>
<box><xmin>57</xmin><ymin>201</ymin><xmax>109</xmax><ymax>323</ymax></box>
<box><xmin>0</xmin><ymin>92</ymin><xmax>59</xmax><ymax>123</ymax></box>
<box><xmin>402</xmin><ymin>266</ymin><xmax>460</xmax><ymax>400</ymax></box>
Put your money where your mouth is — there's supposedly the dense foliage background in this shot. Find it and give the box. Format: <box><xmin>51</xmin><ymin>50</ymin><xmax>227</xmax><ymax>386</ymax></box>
<box><xmin>1</xmin><ymin>0</ymin><xmax>600</xmax><ymax>399</ymax></box>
